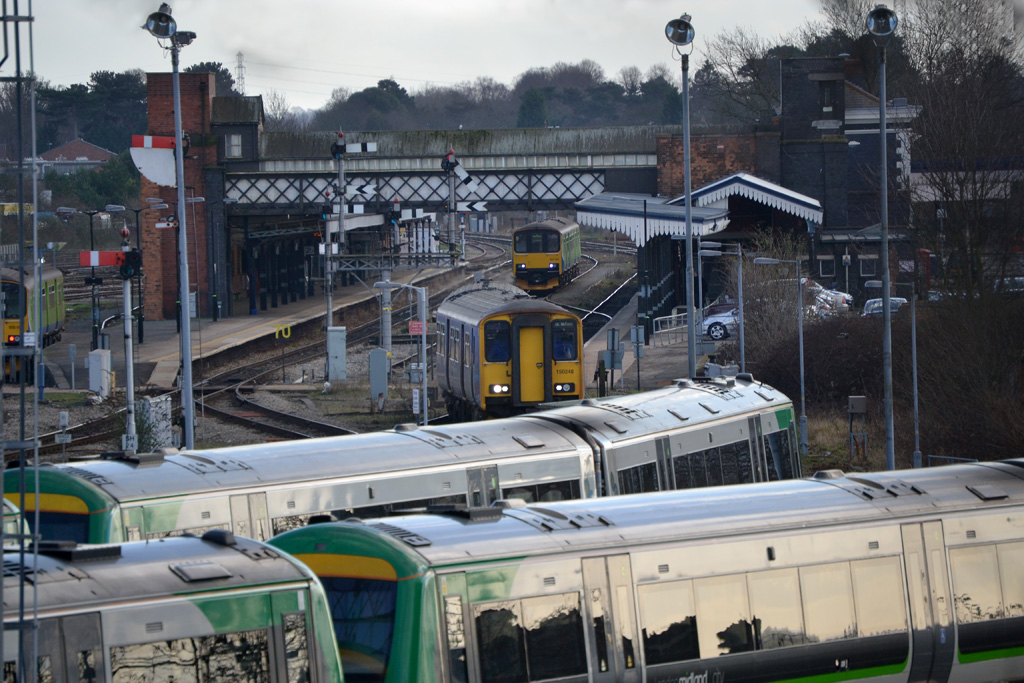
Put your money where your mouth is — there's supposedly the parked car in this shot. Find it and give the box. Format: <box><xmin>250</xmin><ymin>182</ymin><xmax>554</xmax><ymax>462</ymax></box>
<box><xmin>702</xmin><ymin>304</ymin><xmax>739</xmax><ymax>340</ymax></box>
<box><xmin>806</xmin><ymin>279</ymin><xmax>853</xmax><ymax>312</ymax></box>
<box><xmin>861</xmin><ymin>297</ymin><xmax>908</xmax><ymax>317</ymax></box>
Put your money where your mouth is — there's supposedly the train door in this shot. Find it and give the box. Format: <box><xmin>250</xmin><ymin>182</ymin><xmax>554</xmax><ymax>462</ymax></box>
<box><xmin>901</xmin><ymin>521</ymin><xmax>954</xmax><ymax>682</ymax></box>
<box><xmin>748</xmin><ymin>416</ymin><xmax>770</xmax><ymax>481</ymax></box>
<box><xmin>582</xmin><ymin>555</ymin><xmax>639</xmax><ymax>682</ymax></box>
<box><xmin>230</xmin><ymin>492</ymin><xmax>270</xmax><ymax>541</ymax></box>
<box><xmin>466</xmin><ymin>466</ymin><xmax>499</xmax><ymax>507</ymax></box>
<box><xmin>512</xmin><ymin>316</ymin><xmax>548</xmax><ymax>405</ymax></box>
<box><xmin>7</xmin><ymin>612</ymin><xmax>104</xmax><ymax>682</ymax></box>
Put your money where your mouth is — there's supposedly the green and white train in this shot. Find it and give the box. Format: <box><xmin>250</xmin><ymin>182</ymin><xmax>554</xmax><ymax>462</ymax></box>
<box><xmin>269</xmin><ymin>459</ymin><xmax>1024</xmax><ymax>683</ymax></box>
<box><xmin>6</xmin><ymin>376</ymin><xmax>799</xmax><ymax>545</ymax></box>
<box><xmin>3</xmin><ymin>531</ymin><xmax>345</xmax><ymax>682</ymax></box>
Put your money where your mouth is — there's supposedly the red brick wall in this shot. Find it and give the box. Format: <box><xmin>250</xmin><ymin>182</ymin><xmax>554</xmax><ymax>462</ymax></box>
<box><xmin>141</xmin><ymin>72</ymin><xmax>214</xmax><ymax>320</ymax></box>
<box><xmin>657</xmin><ymin>133</ymin><xmax>760</xmax><ymax>198</ymax></box>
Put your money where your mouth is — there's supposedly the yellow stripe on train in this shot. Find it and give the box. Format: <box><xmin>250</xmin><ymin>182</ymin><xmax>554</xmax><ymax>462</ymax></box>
<box><xmin>294</xmin><ymin>553</ymin><xmax>398</xmax><ymax>581</ymax></box>
<box><xmin>4</xmin><ymin>492</ymin><xmax>89</xmax><ymax>514</ymax></box>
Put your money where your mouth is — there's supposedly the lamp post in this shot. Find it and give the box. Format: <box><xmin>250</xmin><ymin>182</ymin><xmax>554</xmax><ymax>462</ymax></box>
<box><xmin>755</xmin><ymin>257</ymin><xmax>807</xmax><ymax>459</ymax></box>
<box><xmin>666</xmin><ymin>13</ymin><xmax>697</xmax><ymax>378</ymax></box>
<box><xmin>866</xmin><ymin>279</ymin><xmax>920</xmax><ymax>467</ymax></box>
<box><xmin>867</xmin><ymin>3</ymin><xmax>898</xmax><ymax>470</ymax></box>
<box><xmin>126</xmin><ymin>203</ymin><xmax>168</xmax><ymax>344</ymax></box>
<box><xmin>143</xmin><ymin>2</ymin><xmax>197</xmax><ymax>449</ymax></box>
<box><xmin>373</xmin><ymin>281</ymin><xmax>428</xmax><ymax>426</ymax></box>
<box><xmin>699</xmin><ymin>242</ymin><xmax>745</xmax><ymax>372</ymax></box>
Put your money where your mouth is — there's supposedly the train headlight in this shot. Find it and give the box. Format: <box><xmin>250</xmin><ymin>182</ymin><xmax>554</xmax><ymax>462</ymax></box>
<box><xmin>490</xmin><ymin>384</ymin><xmax>510</xmax><ymax>394</ymax></box>
<box><xmin>517</xmin><ymin>263</ymin><xmax>525</xmax><ymax>269</ymax></box>
<box><xmin>548</xmin><ymin>263</ymin><xmax>557</xmax><ymax>269</ymax></box>
<box><xmin>554</xmin><ymin>382</ymin><xmax>575</xmax><ymax>393</ymax></box>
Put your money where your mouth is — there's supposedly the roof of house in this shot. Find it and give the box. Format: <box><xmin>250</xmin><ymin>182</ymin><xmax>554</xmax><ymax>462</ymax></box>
<box><xmin>39</xmin><ymin>138</ymin><xmax>115</xmax><ymax>163</ymax></box>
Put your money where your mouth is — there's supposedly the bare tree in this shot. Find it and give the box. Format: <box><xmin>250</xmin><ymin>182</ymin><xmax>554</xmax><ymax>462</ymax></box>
<box><xmin>617</xmin><ymin>66</ymin><xmax>643</xmax><ymax>98</ymax></box>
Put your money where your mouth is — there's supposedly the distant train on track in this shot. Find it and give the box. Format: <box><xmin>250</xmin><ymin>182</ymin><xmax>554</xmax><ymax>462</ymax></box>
<box><xmin>1</xmin><ymin>264</ymin><xmax>64</xmax><ymax>381</ymax></box>
<box><xmin>436</xmin><ymin>280</ymin><xmax>584</xmax><ymax>419</ymax></box>
<box><xmin>3</xmin><ymin>531</ymin><xmax>345</xmax><ymax>682</ymax></box>
<box><xmin>512</xmin><ymin>217</ymin><xmax>582</xmax><ymax>292</ymax></box>
<box><xmin>271</xmin><ymin>458</ymin><xmax>1024</xmax><ymax>683</ymax></box>
<box><xmin>5</xmin><ymin>376</ymin><xmax>799</xmax><ymax>545</ymax></box>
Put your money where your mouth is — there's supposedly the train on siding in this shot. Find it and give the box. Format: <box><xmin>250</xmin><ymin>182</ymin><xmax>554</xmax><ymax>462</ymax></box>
<box><xmin>270</xmin><ymin>458</ymin><xmax>1024</xmax><ymax>683</ymax></box>
<box><xmin>3</xmin><ymin>531</ymin><xmax>345</xmax><ymax>682</ymax></box>
<box><xmin>5</xmin><ymin>376</ymin><xmax>799</xmax><ymax>545</ymax></box>
<box><xmin>512</xmin><ymin>217</ymin><xmax>582</xmax><ymax>292</ymax></box>
<box><xmin>1</xmin><ymin>265</ymin><xmax>64</xmax><ymax>381</ymax></box>
<box><xmin>435</xmin><ymin>280</ymin><xmax>584</xmax><ymax>420</ymax></box>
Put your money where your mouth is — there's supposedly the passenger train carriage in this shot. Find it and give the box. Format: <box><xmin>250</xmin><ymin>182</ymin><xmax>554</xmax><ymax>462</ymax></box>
<box><xmin>3</xmin><ymin>531</ymin><xmax>345</xmax><ymax>682</ymax></box>
<box><xmin>512</xmin><ymin>217</ymin><xmax>582</xmax><ymax>292</ymax></box>
<box><xmin>270</xmin><ymin>459</ymin><xmax>1024</xmax><ymax>683</ymax></box>
<box><xmin>2</xmin><ymin>265</ymin><xmax>64</xmax><ymax>381</ymax></box>
<box><xmin>436</xmin><ymin>280</ymin><xmax>584</xmax><ymax>420</ymax></box>
<box><xmin>5</xmin><ymin>377</ymin><xmax>798</xmax><ymax>545</ymax></box>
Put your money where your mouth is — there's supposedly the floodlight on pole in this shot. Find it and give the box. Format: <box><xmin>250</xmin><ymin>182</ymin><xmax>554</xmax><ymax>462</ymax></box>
<box><xmin>754</xmin><ymin>257</ymin><xmax>807</xmax><ymax>460</ymax></box>
<box><xmin>143</xmin><ymin>2</ymin><xmax>196</xmax><ymax>449</ymax></box>
<box><xmin>867</xmin><ymin>3</ymin><xmax>897</xmax><ymax>470</ymax></box>
<box><xmin>666</xmin><ymin>13</ymin><xmax>697</xmax><ymax>378</ymax></box>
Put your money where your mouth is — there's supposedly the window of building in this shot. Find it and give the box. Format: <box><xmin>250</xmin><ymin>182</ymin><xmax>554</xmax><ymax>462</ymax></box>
<box><xmin>226</xmin><ymin>134</ymin><xmax>242</xmax><ymax>159</ymax></box>
<box><xmin>819</xmin><ymin>256</ymin><xmax>836</xmax><ymax>279</ymax></box>
<box><xmin>860</xmin><ymin>256</ymin><xmax>878</xmax><ymax>277</ymax></box>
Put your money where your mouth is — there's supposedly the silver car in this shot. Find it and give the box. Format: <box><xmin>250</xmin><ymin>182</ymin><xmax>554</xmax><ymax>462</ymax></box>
<box><xmin>702</xmin><ymin>304</ymin><xmax>739</xmax><ymax>340</ymax></box>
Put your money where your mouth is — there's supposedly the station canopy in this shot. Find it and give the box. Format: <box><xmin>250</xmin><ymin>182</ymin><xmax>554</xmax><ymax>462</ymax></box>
<box><xmin>574</xmin><ymin>193</ymin><xmax>729</xmax><ymax>247</ymax></box>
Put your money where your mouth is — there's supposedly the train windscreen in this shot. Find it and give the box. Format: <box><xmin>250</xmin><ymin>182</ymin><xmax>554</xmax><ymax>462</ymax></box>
<box><xmin>514</xmin><ymin>230</ymin><xmax>560</xmax><ymax>254</ymax></box>
<box><xmin>1</xmin><ymin>282</ymin><xmax>22</xmax><ymax>318</ymax></box>
<box><xmin>320</xmin><ymin>576</ymin><xmax>397</xmax><ymax>682</ymax></box>
<box><xmin>484</xmin><ymin>320</ymin><xmax>511</xmax><ymax>362</ymax></box>
<box><xmin>551</xmin><ymin>319</ymin><xmax>577</xmax><ymax>360</ymax></box>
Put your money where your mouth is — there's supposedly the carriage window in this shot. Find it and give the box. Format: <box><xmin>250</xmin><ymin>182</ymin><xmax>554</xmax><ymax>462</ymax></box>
<box><xmin>618</xmin><ymin>461</ymin><xmax>659</xmax><ymax>494</ymax></box>
<box><xmin>850</xmin><ymin>557</ymin><xmax>907</xmax><ymax>636</ymax></box>
<box><xmin>638</xmin><ymin>580</ymin><xmax>699</xmax><ymax>665</ymax></box>
<box><xmin>747</xmin><ymin>568</ymin><xmax>807</xmax><ymax>649</ymax></box>
<box><xmin>464</xmin><ymin>335</ymin><xmax>472</xmax><ymax>367</ymax></box>
<box><xmin>484</xmin><ymin>320</ymin><xmax>511</xmax><ymax>363</ymax></box>
<box><xmin>283</xmin><ymin>612</ymin><xmax>310</xmax><ymax>683</ymax></box>
<box><xmin>320</xmin><ymin>576</ymin><xmax>398</xmax><ymax>681</ymax></box>
<box><xmin>694</xmin><ymin>573</ymin><xmax>754</xmax><ymax>657</ymax></box>
<box><xmin>110</xmin><ymin>630</ymin><xmax>270</xmax><ymax>682</ymax></box>
<box><xmin>800</xmin><ymin>563</ymin><xmax>856</xmax><ymax>642</ymax></box>
<box><xmin>503</xmin><ymin>479</ymin><xmax>580</xmax><ymax>504</ymax></box>
<box><xmin>719</xmin><ymin>441</ymin><xmax>753</xmax><ymax>484</ymax></box>
<box><xmin>437</xmin><ymin>328</ymin><xmax>446</xmax><ymax>360</ymax></box>
<box><xmin>763</xmin><ymin>430</ymin><xmax>794</xmax><ymax>481</ymax></box>
<box><xmin>475</xmin><ymin>601</ymin><xmax>526</xmax><ymax>683</ymax></box>
<box><xmin>949</xmin><ymin>545</ymin><xmax>1002</xmax><ymax>623</ymax></box>
<box><xmin>445</xmin><ymin>596</ymin><xmax>468</xmax><ymax>683</ymax></box>
<box><xmin>551</xmin><ymin>319</ymin><xmax>577</xmax><ymax>360</ymax></box>
<box><xmin>450</xmin><ymin>329</ymin><xmax>461</xmax><ymax>363</ymax></box>
<box><xmin>999</xmin><ymin>541</ymin><xmax>1024</xmax><ymax>618</ymax></box>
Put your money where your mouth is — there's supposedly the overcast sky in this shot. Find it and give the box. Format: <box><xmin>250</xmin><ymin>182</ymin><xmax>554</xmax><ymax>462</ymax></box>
<box><xmin>22</xmin><ymin>0</ymin><xmax>824</xmax><ymax>111</ymax></box>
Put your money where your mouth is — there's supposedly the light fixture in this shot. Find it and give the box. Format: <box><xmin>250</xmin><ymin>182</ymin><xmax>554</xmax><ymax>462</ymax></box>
<box><xmin>866</xmin><ymin>4</ymin><xmax>898</xmax><ymax>42</ymax></box>
<box><xmin>665</xmin><ymin>14</ymin><xmax>695</xmax><ymax>46</ymax></box>
<box><xmin>142</xmin><ymin>3</ymin><xmax>176</xmax><ymax>39</ymax></box>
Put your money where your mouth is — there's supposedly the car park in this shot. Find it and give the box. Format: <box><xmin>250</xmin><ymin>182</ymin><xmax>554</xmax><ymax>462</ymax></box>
<box><xmin>862</xmin><ymin>297</ymin><xmax>908</xmax><ymax>317</ymax></box>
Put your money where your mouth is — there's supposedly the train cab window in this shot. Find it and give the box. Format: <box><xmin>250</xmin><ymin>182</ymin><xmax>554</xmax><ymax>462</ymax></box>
<box><xmin>514</xmin><ymin>230</ymin><xmax>560</xmax><ymax>254</ymax></box>
<box><xmin>2</xmin><ymin>282</ymin><xmax>22</xmax><ymax>318</ymax></box>
<box><xmin>483</xmin><ymin>321</ymin><xmax>511</xmax><ymax>363</ymax></box>
<box><xmin>551</xmin><ymin>319</ymin><xmax>577</xmax><ymax>361</ymax></box>
<box><xmin>638</xmin><ymin>580</ymin><xmax>699</xmax><ymax>665</ymax></box>
<box><xmin>320</xmin><ymin>575</ymin><xmax>398</xmax><ymax>681</ymax></box>
<box><xmin>28</xmin><ymin>509</ymin><xmax>91</xmax><ymax>545</ymax></box>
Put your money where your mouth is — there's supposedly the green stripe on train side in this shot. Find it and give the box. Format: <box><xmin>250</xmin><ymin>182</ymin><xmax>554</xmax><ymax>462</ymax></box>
<box><xmin>958</xmin><ymin>645</ymin><xmax>1024</xmax><ymax>664</ymax></box>
<box><xmin>775</xmin><ymin>406</ymin><xmax>793</xmax><ymax>429</ymax></box>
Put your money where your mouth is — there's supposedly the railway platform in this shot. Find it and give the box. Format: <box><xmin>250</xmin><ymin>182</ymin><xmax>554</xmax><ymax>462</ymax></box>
<box><xmin>28</xmin><ymin>270</ymin><xmax>447</xmax><ymax>394</ymax></box>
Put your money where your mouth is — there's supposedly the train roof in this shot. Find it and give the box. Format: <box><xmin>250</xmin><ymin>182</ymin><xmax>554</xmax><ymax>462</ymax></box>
<box><xmin>3</xmin><ymin>532</ymin><xmax>312</xmax><ymax>617</ymax></box>
<box><xmin>512</xmin><ymin>217</ymin><xmax>579</xmax><ymax>235</ymax></box>
<box><xmin>437</xmin><ymin>280</ymin><xmax>575</xmax><ymax>324</ymax></box>
<box><xmin>300</xmin><ymin>459</ymin><xmax>1024</xmax><ymax>568</ymax></box>
<box><xmin>21</xmin><ymin>415</ymin><xmax>590</xmax><ymax>503</ymax></box>
<box><xmin>526</xmin><ymin>374</ymin><xmax>792</xmax><ymax>445</ymax></box>
<box><xmin>0</xmin><ymin>264</ymin><xmax>62</xmax><ymax>283</ymax></box>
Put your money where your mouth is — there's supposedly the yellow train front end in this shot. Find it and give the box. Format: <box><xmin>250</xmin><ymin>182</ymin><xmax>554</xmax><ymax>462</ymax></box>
<box><xmin>513</xmin><ymin>249</ymin><xmax>563</xmax><ymax>292</ymax></box>
<box><xmin>479</xmin><ymin>307</ymin><xmax>584</xmax><ymax>417</ymax></box>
